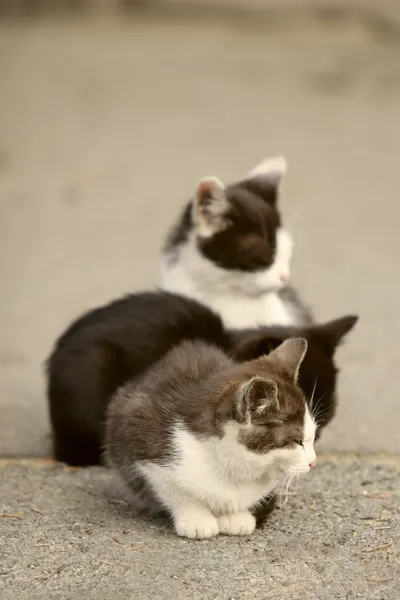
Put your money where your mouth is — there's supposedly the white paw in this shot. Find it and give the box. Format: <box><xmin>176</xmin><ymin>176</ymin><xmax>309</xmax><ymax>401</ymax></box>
<box><xmin>174</xmin><ymin>513</ymin><xmax>219</xmax><ymax>540</ymax></box>
<box><xmin>218</xmin><ymin>511</ymin><xmax>256</xmax><ymax>536</ymax></box>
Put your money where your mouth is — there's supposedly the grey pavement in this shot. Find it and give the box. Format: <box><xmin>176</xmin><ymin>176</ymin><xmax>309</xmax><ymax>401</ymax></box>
<box><xmin>1</xmin><ymin>8</ymin><xmax>400</xmax><ymax>600</ymax></box>
<box><xmin>1</xmin><ymin>456</ymin><xmax>399</xmax><ymax>600</ymax></box>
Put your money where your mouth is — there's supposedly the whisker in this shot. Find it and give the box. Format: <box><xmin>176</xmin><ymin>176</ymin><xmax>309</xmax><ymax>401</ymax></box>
<box><xmin>254</xmin><ymin>471</ymin><xmax>288</xmax><ymax>514</ymax></box>
<box><xmin>311</xmin><ymin>395</ymin><xmax>324</xmax><ymax>419</ymax></box>
<box><xmin>276</xmin><ymin>472</ymin><xmax>292</xmax><ymax>524</ymax></box>
<box><xmin>309</xmin><ymin>376</ymin><xmax>318</xmax><ymax>411</ymax></box>
<box><xmin>283</xmin><ymin>475</ymin><xmax>290</xmax><ymax>506</ymax></box>
<box><xmin>278</xmin><ymin>472</ymin><xmax>293</xmax><ymax>518</ymax></box>
<box><xmin>267</xmin><ymin>471</ymin><xmax>289</xmax><ymax>496</ymax></box>
<box><xmin>278</xmin><ymin>472</ymin><xmax>291</xmax><ymax>511</ymax></box>
<box><xmin>312</xmin><ymin>403</ymin><xmax>330</xmax><ymax>424</ymax></box>
<box><xmin>285</xmin><ymin>474</ymin><xmax>295</xmax><ymax>508</ymax></box>
<box><xmin>311</xmin><ymin>390</ymin><xmax>328</xmax><ymax>422</ymax></box>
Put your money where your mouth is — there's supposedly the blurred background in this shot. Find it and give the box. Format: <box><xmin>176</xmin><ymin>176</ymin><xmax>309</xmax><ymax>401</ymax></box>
<box><xmin>1</xmin><ymin>0</ymin><xmax>400</xmax><ymax>458</ymax></box>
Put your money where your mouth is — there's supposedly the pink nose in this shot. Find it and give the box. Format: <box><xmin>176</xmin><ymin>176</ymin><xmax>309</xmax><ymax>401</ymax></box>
<box><xmin>309</xmin><ymin>460</ymin><xmax>317</xmax><ymax>469</ymax></box>
<box><xmin>280</xmin><ymin>273</ymin><xmax>288</xmax><ymax>283</ymax></box>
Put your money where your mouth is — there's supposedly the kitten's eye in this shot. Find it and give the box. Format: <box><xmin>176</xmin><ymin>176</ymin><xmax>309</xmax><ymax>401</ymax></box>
<box><xmin>296</xmin><ymin>440</ymin><xmax>304</xmax><ymax>448</ymax></box>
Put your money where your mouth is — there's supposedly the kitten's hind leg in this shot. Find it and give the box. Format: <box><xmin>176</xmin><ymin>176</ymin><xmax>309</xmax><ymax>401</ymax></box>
<box><xmin>217</xmin><ymin>511</ymin><xmax>256</xmax><ymax>536</ymax></box>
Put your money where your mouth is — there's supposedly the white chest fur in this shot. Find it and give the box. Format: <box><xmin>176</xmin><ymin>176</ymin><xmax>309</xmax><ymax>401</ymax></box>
<box><xmin>160</xmin><ymin>257</ymin><xmax>295</xmax><ymax>328</ymax></box>
<box><xmin>199</xmin><ymin>290</ymin><xmax>293</xmax><ymax>329</ymax></box>
<box><xmin>138</xmin><ymin>424</ymin><xmax>282</xmax><ymax>517</ymax></box>
<box><xmin>160</xmin><ymin>227</ymin><xmax>298</xmax><ymax>328</ymax></box>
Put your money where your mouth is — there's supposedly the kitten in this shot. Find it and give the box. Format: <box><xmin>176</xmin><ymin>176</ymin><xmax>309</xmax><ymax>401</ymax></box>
<box><xmin>160</xmin><ymin>156</ymin><xmax>312</xmax><ymax>329</ymax></box>
<box><xmin>46</xmin><ymin>291</ymin><xmax>357</xmax><ymax>467</ymax></box>
<box><xmin>105</xmin><ymin>338</ymin><xmax>316</xmax><ymax>539</ymax></box>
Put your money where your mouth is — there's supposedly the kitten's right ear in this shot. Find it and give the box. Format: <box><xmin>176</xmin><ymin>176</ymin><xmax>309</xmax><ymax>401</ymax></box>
<box><xmin>267</xmin><ymin>337</ymin><xmax>307</xmax><ymax>383</ymax></box>
<box><xmin>245</xmin><ymin>155</ymin><xmax>287</xmax><ymax>186</ymax></box>
<box><xmin>192</xmin><ymin>176</ymin><xmax>229</xmax><ymax>237</ymax></box>
<box><xmin>313</xmin><ymin>315</ymin><xmax>359</xmax><ymax>355</ymax></box>
<box><xmin>238</xmin><ymin>155</ymin><xmax>287</xmax><ymax>204</ymax></box>
<box><xmin>237</xmin><ymin>376</ymin><xmax>278</xmax><ymax>422</ymax></box>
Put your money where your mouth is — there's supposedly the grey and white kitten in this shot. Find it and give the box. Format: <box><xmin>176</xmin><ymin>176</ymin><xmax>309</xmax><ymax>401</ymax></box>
<box><xmin>160</xmin><ymin>156</ymin><xmax>312</xmax><ymax>329</ymax></box>
<box><xmin>105</xmin><ymin>337</ymin><xmax>317</xmax><ymax>540</ymax></box>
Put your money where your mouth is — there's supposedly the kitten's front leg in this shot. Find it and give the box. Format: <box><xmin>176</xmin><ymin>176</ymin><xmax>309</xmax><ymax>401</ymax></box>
<box><xmin>217</xmin><ymin>511</ymin><xmax>256</xmax><ymax>536</ymax></box>
<box><xmin>139</xmin><ymin>467</ymin><xmax>219</xmax><ymax>539</ymax></box>
<box><xmin>173</xmin><ymin>505</ymin><xmax>219</xmax><ymax>540</ymax></box>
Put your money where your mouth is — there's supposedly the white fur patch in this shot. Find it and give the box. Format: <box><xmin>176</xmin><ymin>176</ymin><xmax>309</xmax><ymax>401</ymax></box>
<box><xmin>302</xmin><ymin>407</ymin><xmax>317</xmax><ymax>468</ymax></box>
<box><xmin>285</xmin><ymin>406</ymin><xmax>317</xmax><ymax>475</ymax></box>
<box><xmin>243</xmin><ymin>155</ymin><xmax>287</xmax><ymax>186</ymax></box>
<box><xmin>217</xmin><ymin>511</ymin><xmax>256</xmax><ymax>536</ymax></box>
<box><xmin>137</xmin><ymin>412</ymin><xmax>316</xmax><ymax>538</ymax></box>
<box><xmin>175</xmin><ymin>511</ymin><xmax>219</xmax><ymax>540</ymax></box>
<box><xmin>160</xmin><ymin>227</ymin><xmax>296</xmax><ymax>329</ymax></box>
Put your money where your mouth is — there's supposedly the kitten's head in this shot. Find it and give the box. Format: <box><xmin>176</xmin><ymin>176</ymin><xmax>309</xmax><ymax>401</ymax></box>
<box><xmin>230</xmin><ymin>314</ymin><xmax>359</xmax><ymax>440</ymax></box>
<box><xmin>224</xmin><ymin>337</ymin><xmax>316</xmax><ymax>475</ymax></box>
<box><xmin>162</xmin><ymin>156</ymin><xmax>293</xmax><ymax>295</ymax></box>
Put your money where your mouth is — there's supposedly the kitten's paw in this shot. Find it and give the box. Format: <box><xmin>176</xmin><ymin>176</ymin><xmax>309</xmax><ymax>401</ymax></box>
<box><xmin>218</xmin><ymin>511</ymin><xmax>256</xmax><ymax>536</ymax></box>
<box><xmin>175</xmin><ymin>513</ymin><xmax>219</xmax><ymax>540</ymax></box>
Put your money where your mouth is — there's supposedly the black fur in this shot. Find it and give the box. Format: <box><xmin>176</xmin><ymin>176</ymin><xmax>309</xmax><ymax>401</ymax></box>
<box><xmin>46</xmin><ymin>291</ymin><xmax>357</xmax><ymax>466</ymax></box>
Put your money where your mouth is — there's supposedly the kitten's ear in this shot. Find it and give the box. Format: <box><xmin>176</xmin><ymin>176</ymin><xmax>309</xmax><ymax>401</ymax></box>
<box><xmin>238</xmin><ymin>155</ymin><xmax>287</xmax><ymax>204</ymax></box>
<box><xmin>313</xmin><ymin>315</ymin><xmax>359</xmax><ymax>355</ymax></box>
<box><xmin>246</xmin><ymin>155</ymin><xmax>287</xmax><ymax>186</ymax></box>
<box><xmin>192</xmin><ymin>176</ymin><xmax>229</xmax><ymax>237</ymax></box>
<box><xmin>237</xmin><ymin>376</ymin><xmax>278</xmax><ymax>421</ymax></box>
<box><xmin>267</xmin><ymin>337</ymin><xmax>307</xmax><ymax>383</ymax></box>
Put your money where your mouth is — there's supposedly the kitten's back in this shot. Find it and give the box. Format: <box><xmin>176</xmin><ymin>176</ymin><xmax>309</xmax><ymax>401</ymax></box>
<box><xmin>47</xmin><ymin>292</ymin><xmax>229</xmax><ymax>466</ymax></box>
<box><xmin>106</xmin><ymin>340</ymin><xmax>232</xmax><ymax>466</ymax></box>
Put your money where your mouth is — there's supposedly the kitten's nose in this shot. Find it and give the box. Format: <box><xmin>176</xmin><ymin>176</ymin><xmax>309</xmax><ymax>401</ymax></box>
<box><xmin>280</xmin><ymin>273</ymin><xmax>289</xmax><ymax>283</ymax></box>
<box><xmin>309</xmin><ymin>459</ymin><xmax>317</xmax><ymax>469</ymax></box>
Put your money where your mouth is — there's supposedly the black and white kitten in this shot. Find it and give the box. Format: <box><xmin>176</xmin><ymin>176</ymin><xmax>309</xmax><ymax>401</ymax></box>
<box><xmin>47</xmin><ymin>291</ymin><xmax>357</xmax><ymax>467</ymax></box>
<box><xmin>160</xmin><ymin>156</ymin><xmax>311</xmax><ymax>328</ymax></box>
<box><xmin>105</xmin><ymin>338</ymin><xmax>316</xmax><ymax>539</ymax></box>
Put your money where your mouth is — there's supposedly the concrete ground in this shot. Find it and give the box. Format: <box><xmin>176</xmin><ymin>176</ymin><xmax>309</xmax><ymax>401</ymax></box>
<box><xmin>1</xmin><ymin>456</ymin><xmax>399</xmax><ymax>600</ymax></box>
<box><xmin>1</xmin><ymin>7</ymin><xmax>400</xmax><ymax>599</ymax></box>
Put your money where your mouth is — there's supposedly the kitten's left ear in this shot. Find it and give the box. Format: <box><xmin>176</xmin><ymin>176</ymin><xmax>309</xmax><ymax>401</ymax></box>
<box><xmin>237</xmin><ymin>376</ymin><xmax>278</xmax><ymax>421</ymax></box>
<box><xmin>192</xmin><ymin>176</ymin><xmax>229</xmax><ymax>237</ymax></box>
<box><xmin>267</xmin><ymin>337</ymin><xmax>307</xmax><ymax>383</ymax></box>
<box><xmin>238</xmin><ymin>155</ymin><xmax>287</xmax><ymax>204</ymax></box>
